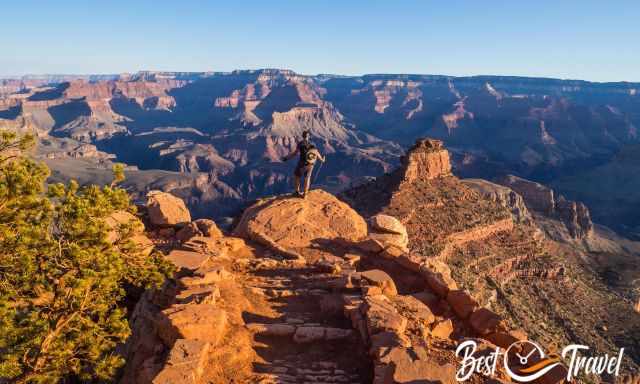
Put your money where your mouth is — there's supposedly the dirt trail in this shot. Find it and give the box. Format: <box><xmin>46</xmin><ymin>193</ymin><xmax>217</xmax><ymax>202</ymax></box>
<box><xmin>236</xmin><ymin>247</ymin><xmax>372</xmax><ymax>384</ymax></box>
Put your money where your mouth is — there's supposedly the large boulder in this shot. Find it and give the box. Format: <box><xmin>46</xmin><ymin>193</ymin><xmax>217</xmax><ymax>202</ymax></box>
<box><xmin>366</xmin><ymin>214</ymin><xmax>409</xmax><ymax>251</ymax></box>
<box><xmin>362</xmin><ymin>295</ymin><xmax>408</xmax><ymax>336</ymax></box>
<box><xmin>146</xmin><ymin>191</ymin><xmax>191</xmax><ymax>226</ymax></box>
<box><xmin>446</xmin><ymin>290</ymin><xmax>479</xmax><ymax>319</ymax></box>
<box><xmin>193</xmin><ymin>218</ymin><xmax>223</xmax><ymax>238</ymax></box>
<box><xmin>156</xmin><ymin>304</ymin><xmax>227</xmax><ymax>347</ymax></box>
<box><xmin>233</xmin><ymin>190</ymin><xmax>367</xmax><ymax>257</ymax></box>
<box><xmin>152</xmin><ymin>339</ymin><xmax>210</xmax><ymax>384</ymax></box>
<box><xmin>370</xmin><ymin>214</ymin><xmax>406</xmax><ymax>236</ymax></box>
<box><xmin>361</xmin><ymin>269</ymin><xmax>398</xmax><ymax>297</ymax></box>
<box><xmin>165</xmin><ymin>250</ymin><xmax>210</xmax><ymax>272</ymax></box>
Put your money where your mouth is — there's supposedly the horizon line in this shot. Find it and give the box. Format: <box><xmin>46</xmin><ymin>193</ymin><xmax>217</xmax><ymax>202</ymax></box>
<box><xmin>2</xmin><ymin>68</ymin><xmax>640</xmax><ymax>85</ymax></box>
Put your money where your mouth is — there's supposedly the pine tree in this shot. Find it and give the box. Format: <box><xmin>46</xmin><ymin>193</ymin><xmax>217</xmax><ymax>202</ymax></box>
<box><xmin>0</xmin><ymin>132</ymin><xmax>172</xmax><ymax>383</ymax></box>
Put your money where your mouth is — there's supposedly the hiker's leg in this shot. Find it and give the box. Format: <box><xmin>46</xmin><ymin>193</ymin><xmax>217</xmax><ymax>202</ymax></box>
<box><xmin>303</xmin><ymin>165</ymin><xmax>313</xmax><ymax>195</ymax></box>
<box><xmin>294</xmin><ymin>174</ymin><xmax>302</xmax><ymax>194</ymax></box>
<box><xmin>294</xmin><ymin>164</ymin><xmax>303</xmax><ymax>195</ymax></box>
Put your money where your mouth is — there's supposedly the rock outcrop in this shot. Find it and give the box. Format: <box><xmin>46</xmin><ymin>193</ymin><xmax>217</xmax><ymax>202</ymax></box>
<box><xmin>498</xmin><ymin>175</ymin><xmax>593</xmax><ymax>239</ymax></box>
<box><xmin>368</xmin><ymin>214</ymin><xmax>409</xmax><ymax>251</ymax></box>
<box><xmin>462</xmin><ymin>178</ymin><xmax>533</xmax><ymax>224</ymax></box>
<box><xmin>146</xmin><ymin>191</ymin><xmax>192</xmax><ymax>227</ymax></box>
<box><xmin>233</xmin><ymin>190</ymin><xmax>368</xmax><ymax>261</ymax></box>
<box><xmin>401</xmin><ymin>138</ymin><xmax>452</xmax><ymax>182</ymax></box>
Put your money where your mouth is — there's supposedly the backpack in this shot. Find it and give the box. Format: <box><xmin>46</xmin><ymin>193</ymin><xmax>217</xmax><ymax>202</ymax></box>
<box><xmin>299</xmin><ymin>142</ymin><xmax>318</xmax><ymax>166</ymax></box>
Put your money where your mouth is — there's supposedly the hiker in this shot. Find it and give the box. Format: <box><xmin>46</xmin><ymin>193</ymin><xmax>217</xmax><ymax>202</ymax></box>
<box><xmin>281</xmin><ymin>131</ymin><xmax>325</xmax><ymax>198</ymax></box>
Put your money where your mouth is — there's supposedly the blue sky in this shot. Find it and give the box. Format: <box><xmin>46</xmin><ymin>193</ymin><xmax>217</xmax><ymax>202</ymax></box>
<box><xmin>3</xmin><ymin>0</ymin><xmax>639</xmax><ymax>82</ymax></box>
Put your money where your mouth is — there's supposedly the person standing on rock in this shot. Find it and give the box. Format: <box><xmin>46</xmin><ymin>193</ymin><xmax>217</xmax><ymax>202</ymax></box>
<box><xmin>281</xmin><ymin>130</ymin><xmax>325</xmax><ymax>198</ymax></box>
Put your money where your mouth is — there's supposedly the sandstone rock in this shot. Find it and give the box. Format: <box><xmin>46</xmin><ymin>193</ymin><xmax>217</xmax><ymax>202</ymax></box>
<box><xmin>175</xmin><ymin>222</ymin><xmax>202</xmax><ymax>243</ymax></box>
<box><xmin>485</xmin><ymin>331</ymin><xmax>520</xmax><ymax>349</ymax></box>
<box><xmin>218</xmin><ymin>236</ymin><xmax>246</xmax><ymax>253</ymax></box>
<box><xmin>357</xmin><ymin>238</ymin><xmax>385</xmax><ymax>254</ymax></box>
<box><xmin>402</xmin><ymin>138</ymin><xmax>452</xmax><ymax>182</ymax></box>
<box><xmin>556</xmin><ymin>197</ymin><xmax>593</xmax><ymax>239</ymax></box>
<box><xmin>233</xmin><ymin>190</ymin><xmax>367</xmax><ymax>256</ymax></box>
<box><xmin>411</xmin><ymin>291</ymin><xmax>439</xmax><ymax>310</ymax></box>
<box><xmin>395</xmin><ymin>253</ymin><xmax>423</xmax><ymax>272</ymax></box>
<box><xmin>293</xmin><ymin>326</ymin><xmax>325</xmax><ymax>343</ymax></box>
<box><xmin>165</xmin><ymin>250</ymin><xmax>210</xmax><ymax>272</ymax></box>
<box><xmin>369</xmin><ymin>331</ymin><xmax>411</xmax><ymax>353</ymax></box>
<box><xmin>446</xmin><ymin>290</ymin><xmax>479</xmax><ymax>319</ymax></box>
<box><xmin>429</xmin><ymin>319</ymin><xmax>454</xmax><ymax>339</ymax></box>
<box><xmin>498</xmin><ymin>174</ymin><xmax>593</xmax><ymax>239</ymax></box>
<box><xmin>157</xmin><ymin>304</ymin><xmax>227</xmax><ymax>346</ymax></box>
<box><xmin>394</xmin><ymin>359</ymin><xmax>457</xmax><ymax>384</ymax></box>
<box><xmin>362</xmin><ymin>285</ymin><xmax>383</xmax><ymax>296</ymax></box>
<box><xmin>193</xmin><ymin>218</ymin><xmax>223</xmax><ymax>238</ymax></box>
<box><xmin>327</xmin><ymin>274</ymin><xmax>356</xmax><ymax>290</ymax></box>
<box><xmin>363</xmin><ymin>295</ymin><xmax>408</xmax><ymax>335</ymax></box>
<box><xmin>498</xmin><ymin>175</ymin><xmax>555</xmax><ymax>215</ymax></box>
<box><xmin>180</xmin><ymin>266</ymin><xmax>232</xmax><ymax>287</ymax></box>
<box><xmin>380</xmin><ymin>244</ymin><xmax>406</xmax><ymax>259</ymax></box>
<box><xmin>369</xmin><ymin>214</ymin><xmax>407</xmax><ymax>235</ymax></box>
<box><xmin>146</xmin><ymin>191</ymin><xmax>191</xmax><ymax>226</ymax></box>
<box><xmin>246</xmin><ymin>323</ymin><xmax>296</xmax><ymax>337</ymax></box>
<box><xmin>361</xmin><ymin>269</ymin><xmax>398</xmax><ymax>296</ymax></box>
<box><xmin>469</xmin><ymin>308</ymin><xmax>504</xmax><ymax>335</ymax></box>
<box><xmin>392</xmin><ymin>295</ymin><xmax>435</xmax><ymax>326</ymax></box>
<box><xmin>152</xmin><ymin>339</ymin><xmax>210</xmax><ymax>384</ymax></box>
<box><xmin>152</xmin><ymin>365</ymin><xmax>198</xmax><ymax>383</ymax></box>
<box><xmin>378</xmin><ymin>346</ymin><xmax>457</xmax><ymax>384</ymax></box>
<box><xmin>462</xmin><ymin>179</ymin><xmax>533</xmax><ymax>224</ymax></box>
<box><xmin>421</xmin><ymin>268</ymin><xmax>455</xmax><ymax>298</ymax></box>
<box><xmin>369</xmin><ymin>232</ymin><xmax>408</xmax><ymax>250</ymax></box>
<box><xmin>183</xmin><ymin>236</ymin><xmax>247</xmax><ymax>258</ymax></box>
<box><xmin>175</xmin><ymin>285</ymin><xmax>220</xmax><ymax>305</ymax></box>
<box><xmin>315</xmin><ymin>257</ymin><xmax>342</xmax><ymax>274</ymax></box>
<box><xmin>343</xmin><ymin>253</ymin><xmax>361</xmax><ymax>267</ymax></box>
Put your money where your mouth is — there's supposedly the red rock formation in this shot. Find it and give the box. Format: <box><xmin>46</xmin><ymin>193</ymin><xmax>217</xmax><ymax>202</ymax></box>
<box><xmin>401</xmin><ymin>138</ymin><xmax>452</xmax><ymax>182</ymax></box>
<box><xmin>498</xmin><ymin>175</ymin><xmax>593</xmax><ymax>239</ymax></box>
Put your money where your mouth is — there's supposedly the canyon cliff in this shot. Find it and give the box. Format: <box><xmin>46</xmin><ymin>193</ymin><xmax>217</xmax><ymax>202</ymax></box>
<box><xmin>1</xmin><ymin>69</ymin><xmax>639</xmax><ymax>237</ymax></box>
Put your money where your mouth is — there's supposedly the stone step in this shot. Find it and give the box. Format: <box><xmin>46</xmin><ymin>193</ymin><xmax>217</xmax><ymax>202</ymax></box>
<box><xmin>246</xmin><ymin>323</ymin><xmax>356</xmax><ymax>343</ymax></box>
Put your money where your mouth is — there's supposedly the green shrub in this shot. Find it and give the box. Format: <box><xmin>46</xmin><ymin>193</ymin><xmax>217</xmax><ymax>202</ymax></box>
<box><xmin>0</xmin><ymin>132</ymin><xmax>171</xmax><ymax>383</ymax></box>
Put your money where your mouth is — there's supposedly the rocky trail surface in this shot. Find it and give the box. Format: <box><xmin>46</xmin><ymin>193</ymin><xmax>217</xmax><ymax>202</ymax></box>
<box><xmin>241</xmin><ymin>253</ymin><xmax>370</xmax><ymax>384</ymax></box>
<box><xmin>120</xmin><ymin>188</ymin><xmax>528</xmax><ymax>384</ymax></box>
